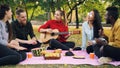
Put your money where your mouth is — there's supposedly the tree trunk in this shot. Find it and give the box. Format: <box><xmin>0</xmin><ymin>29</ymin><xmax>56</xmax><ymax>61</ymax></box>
<box><xmin>75</xmin><ymin>5</ymin><xmax>79</xmax><ymax>29</ymax></box>
<box><xmin>29</xmin><ymin>4</ymin><xmax>38</xmax><ymax>21</ymax></box>
<box><xmin>67</xmin><ymin>0</ymin><xmax>85</xmax><ymax>19</ymax></box>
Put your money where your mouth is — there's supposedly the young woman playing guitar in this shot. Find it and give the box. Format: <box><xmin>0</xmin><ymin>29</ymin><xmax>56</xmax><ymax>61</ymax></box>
<box><xmin>38</xmin><ymin>9</ymin><xmax>81</xmax><ymax>50</ymax></box>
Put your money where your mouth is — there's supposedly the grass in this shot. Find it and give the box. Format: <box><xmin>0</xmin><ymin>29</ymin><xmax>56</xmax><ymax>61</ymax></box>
<box><xmin>1</xmin><ymin>64</ymin><xmax>119</xmax><ymax>68</ymax></box>
<box><xmin>1</xmin><ymin>25</ymin><xmax>119</xmax><ymax>68</ymax></box>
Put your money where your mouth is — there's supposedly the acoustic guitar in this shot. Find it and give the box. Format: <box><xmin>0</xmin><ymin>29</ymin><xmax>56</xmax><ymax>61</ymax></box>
<box><xmin>39</xmin><ymin>29</ymin><xmax>80</xmax><ymax>43</ymax></box>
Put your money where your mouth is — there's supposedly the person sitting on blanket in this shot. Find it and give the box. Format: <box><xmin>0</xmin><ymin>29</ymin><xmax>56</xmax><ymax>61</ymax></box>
<box><xmin>0</xmin><ymin>4</ymin><xmax>26</xmax><ymax>66</ymax></box>
<box><xmin>38</xmin><ymin>9</ymin><xmax>81</xmax><ymax>50</ymax></box>
<box><xmin>81</xmin><ymin>9</ymin><xmax>103</xmax><ymax>51</ymax></box>
<box><xmin>90</xmin><ymin>6</ymin><xmax>120</xmax><ymax>64</ymax></box>
<box><xmin>11</xmin><ymin>8</ymin><xmax>41</xmax><ymax>52</ymax></box>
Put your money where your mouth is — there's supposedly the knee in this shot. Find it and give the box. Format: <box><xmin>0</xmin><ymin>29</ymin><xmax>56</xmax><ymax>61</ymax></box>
<box><xmin>71</xmin><ymin>42</ymin><xmax>75</xmax><ymax>46</ymax></box>
<box><xmin>50</xmin><ymin>39</ymin><xmax>56</xmax><ymax>42</ymax></box>
<box><xmin>86</xmin><ymin>46</ymin><xmax>94</xmax><ymax>54</ymax></box>
<box><xmin>71</xmin><ymin>42</ymin><xmax>75</xmax><ymax>47</ymax></box>
<box><xmin>18</xmin><ymin>51</ymin><xmax>27</xmax><ymax>61</ymax></box>
<box><xmin>20</xmin><ymin>52</ymin><xmax>27</xmax><ymax>61</ymax></box>
<box><xmin>69</xmin><ymin>42</ymin><xmax>75</xmax><ymax>47</ymax></box>
<box><xmin>36</xmin><ymin>41</ymin><xmax>42</xmax><ymax>45</ymax></box>
<box><xmin>49</xmin><ymin>39</ymin><xmax>56</xmax><ymax>44</ymax></box>
<box><xmin>11</xmin><ymin>54</ymin><xmax>21</xmax><ymax>64</ymax></box>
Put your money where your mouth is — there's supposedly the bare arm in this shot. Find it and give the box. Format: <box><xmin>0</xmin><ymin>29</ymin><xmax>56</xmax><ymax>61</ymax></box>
<box><xmin>7</xmin><ymin>40</ymin><xmax>27</xmax><ymax>51</ymax></box>
<box><xmin>15</xmin><ymin>38</ymin><xmax>37</xmax><ymax>45</ymax></box>
<box><xmin>15</xmin><ymin>38</ymin><xmax>29</xmax><ymax>44</ymax></box>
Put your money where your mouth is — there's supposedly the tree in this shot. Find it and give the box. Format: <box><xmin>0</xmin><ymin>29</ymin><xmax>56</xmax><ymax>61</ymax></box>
<box><xmin>1</xmin><ymin>0</ymin><xmax>118</xmax><ymax>24</ymax></box>
<box><xmin>77</xmin><ymin>0</ymin><xmax>107</xmax><ymax>22</ymax></box>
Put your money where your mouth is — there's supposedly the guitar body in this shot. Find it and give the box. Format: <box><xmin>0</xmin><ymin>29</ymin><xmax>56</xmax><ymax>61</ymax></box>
<box><xmin>39</xmin><ymin>29</ymin><xmax>59</xmax><ymax>43</ymax></box>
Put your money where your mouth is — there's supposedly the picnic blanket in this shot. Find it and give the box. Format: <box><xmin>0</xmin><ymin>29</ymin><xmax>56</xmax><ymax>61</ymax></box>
<box><xmin>19</xmin><ymin>50</ymin><xmax>120</xmax><ymax>66</ymax></box>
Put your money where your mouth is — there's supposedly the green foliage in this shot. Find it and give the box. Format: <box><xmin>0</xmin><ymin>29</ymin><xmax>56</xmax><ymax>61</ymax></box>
<box><xmin>0</xmin><ymin>0</ymin><xmax>119</xmax><ymax>22</ymax></box>
<box><xmin>78</xmin><ymin>0</ymin><xmax>107</xmax><ymax>22</ymax></box>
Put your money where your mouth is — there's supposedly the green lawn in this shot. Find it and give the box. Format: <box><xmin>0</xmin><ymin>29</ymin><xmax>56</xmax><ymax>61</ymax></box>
<box><xmin>1</xmin><ymin>25</ymin><xmax>119</xmax><ymax>68</ymax></box>
<box><xmin>1</xmin><ymin>64</ymin><xmax>119</xmax><ymax>68</ymax></box>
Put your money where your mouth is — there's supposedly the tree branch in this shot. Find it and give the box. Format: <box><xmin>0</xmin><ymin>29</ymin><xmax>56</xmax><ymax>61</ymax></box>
<box><xmin>67</xmin><ymin>0</ymin><xmax>85</xmax><ymax>18</ymax></box>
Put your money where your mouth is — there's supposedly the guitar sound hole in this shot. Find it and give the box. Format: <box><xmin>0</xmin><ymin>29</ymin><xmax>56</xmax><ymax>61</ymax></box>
<box><xmin>51</xmin><ymin>33</ymin><xmax>55</xmax><ymax>36</ymax></box>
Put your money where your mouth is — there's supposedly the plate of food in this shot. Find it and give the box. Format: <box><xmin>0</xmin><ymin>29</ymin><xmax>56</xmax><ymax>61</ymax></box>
<box><xmin>73</xmin><ymin>56</ymin><xmax>85</xmax><ymax>59</ymax></box>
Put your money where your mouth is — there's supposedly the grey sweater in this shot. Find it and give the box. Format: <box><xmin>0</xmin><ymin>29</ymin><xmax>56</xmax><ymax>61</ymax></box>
<box><xmin>0</xmin><ymin>21</ymin><xmax>8</xmax><ymax>46</ymax></box>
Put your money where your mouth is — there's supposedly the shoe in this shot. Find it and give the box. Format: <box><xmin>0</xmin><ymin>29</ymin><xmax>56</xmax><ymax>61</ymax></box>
<box><xmin>98</xmin><ymin>57</ymin><xmax>112</xmax><ymax>64</ymax></box>
<box><xmin>65</xmin><ymin>51</ymin><xmax>74</xmax><ymax>56</ymax></box>
<box><xmin>73</xmin><ymin>47</ymin><xmax>81</xmax><ymax>50</ymax></box>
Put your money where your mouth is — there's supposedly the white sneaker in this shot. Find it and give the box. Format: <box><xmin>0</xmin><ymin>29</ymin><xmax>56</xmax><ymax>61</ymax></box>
<box><xmin>98</xmin><ymin>57</ymin><xmax>112</xmax><ymax>64</ymax></box>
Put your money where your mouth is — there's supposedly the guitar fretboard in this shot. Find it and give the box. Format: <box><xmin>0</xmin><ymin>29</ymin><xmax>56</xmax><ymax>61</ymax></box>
<box><xmin>51</xmin><ymin>32</ymin><xmax>70</xmax><ymax>36</ymax></box>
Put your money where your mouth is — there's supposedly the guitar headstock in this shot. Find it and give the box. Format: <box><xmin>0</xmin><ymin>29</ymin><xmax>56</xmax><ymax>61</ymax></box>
<box><xmin>70</xmin><ymin>30</ymin><xmax>81</xmax><ymax>34</ymax></box>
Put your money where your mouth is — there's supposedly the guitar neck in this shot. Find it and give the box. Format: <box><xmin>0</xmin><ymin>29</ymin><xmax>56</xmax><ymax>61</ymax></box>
<box><xmin>53</xmin><ymin>30</ymin><xmax>80</xmax><ymax>35</ymax></box>
<box><xmin>56</xmin><ymin>30</ymin><xmax>80</xmax><ymax>35</ymax></box>
<box><xmin>56</xmin><ymin>32</ymin><xmax>70</xmax><ymax>35</ymax></box>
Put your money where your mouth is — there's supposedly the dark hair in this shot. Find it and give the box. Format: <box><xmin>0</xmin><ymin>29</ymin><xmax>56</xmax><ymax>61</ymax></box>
<box><xmin>0</xmin><ymin>4</ymin><xmax>10</xmax><ymax>19</ymax></box>
<box><xmin>0</xmin><ymin>4</ymin><xmax>12</xmax><ymax>42</ymax></box>
<box><xmin>6</xmin><ymin>21</ymin><xmax>13</xmax><ymax>42</ymax></box>
<box><xmin>16</xmin><ymin>8</ymin><xmax>25</xmax><ymax>15</ymax></box>
<box><xmin>106</xmin><ymin>6</ymin><xmax>119</xmax><ymax>21</ymax></box>
<box><xmin>92</xmin><ymin>9</ymin><xmax>103</xmax><ymax>38</ymax></box>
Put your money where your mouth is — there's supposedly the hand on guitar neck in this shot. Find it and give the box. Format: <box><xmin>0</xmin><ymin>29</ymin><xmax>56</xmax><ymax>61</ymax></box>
<box><xmin>39</xmin><ymin>29</ymin><xmax>81</xmax><ymax>43</ymax></box>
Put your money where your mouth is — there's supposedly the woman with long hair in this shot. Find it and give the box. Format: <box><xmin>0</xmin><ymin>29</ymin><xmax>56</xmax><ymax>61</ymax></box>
<box><xmin>38</xmin><ymin>9</ymin><xmax>80</xmax><ymax>50</ymax></box>
<box><xmin>0</xmin><ymin>4</ymin><xmax>26</xmax><ymax>66</ymax></box>
<box><xmin>81</xmin><ymin>9</ymin><xmax>103</xmax><ymax>53</ymax></box>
